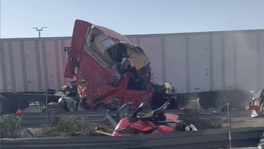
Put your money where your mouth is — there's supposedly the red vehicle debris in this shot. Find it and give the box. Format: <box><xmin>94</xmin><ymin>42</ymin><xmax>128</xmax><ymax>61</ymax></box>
<box><xmin>59</xmin><ymin>20</ymin><xmax>176</xmax><ymax>111</ymax></box>
<box><xmin>112</xmin><ymin>101</ymin><xmax>197</xmax><ymax>136</ymax></box>
<box><xmin>93</xmin><ymin>100</ymin><xmax>197</xmax><ymax>136</ymax></box>
<box><xmin>246</xmin><ymin>89</ymin><xmax>264</xmax><ymax>117</ymax></box>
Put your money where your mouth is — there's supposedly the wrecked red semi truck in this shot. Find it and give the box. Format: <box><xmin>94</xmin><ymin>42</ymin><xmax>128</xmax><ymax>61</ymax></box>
<box><xmin>59</xmin><ymin>20</ymin><xmax>176</xmax><ymax>111</ymax></box>
<box><xmin>0</xmin><ymin>20</ymin><xmax>175</xmax><ymax>114</ymax></box>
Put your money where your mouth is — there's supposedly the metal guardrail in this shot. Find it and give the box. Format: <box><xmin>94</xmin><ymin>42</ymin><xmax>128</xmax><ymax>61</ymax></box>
<box><xmin>19</xmin><ymin>111</ymin><xmax>106</xmax><ymax>127</ymax></box>
<box><xmin>18</xmin><ymin>110</ymin><xmax>185</xmax><ymax>127</ymax></box>
<box><xmin>1</xmin><ymin>127</ymin><xmax>263</xmax><ymax>149</ymax></box>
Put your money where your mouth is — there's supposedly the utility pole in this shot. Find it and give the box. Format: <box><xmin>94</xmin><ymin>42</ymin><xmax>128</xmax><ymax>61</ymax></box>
<box><xmin>33</xmin><ymin>27</ymin><xmax>47</xmax><ymax>38</ymax></box>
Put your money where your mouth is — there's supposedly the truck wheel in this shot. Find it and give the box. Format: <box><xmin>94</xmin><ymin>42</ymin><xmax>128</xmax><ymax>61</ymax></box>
<box><xmin>0</xmin><ymin>95</ymin><xmax>6</xmax><ymax>114</ymax></box>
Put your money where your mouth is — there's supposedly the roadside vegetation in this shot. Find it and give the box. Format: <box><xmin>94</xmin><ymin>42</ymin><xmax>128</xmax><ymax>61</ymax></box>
<box><xmin>0</xmin><ymin>114</ymin><xmax>21</xmax><ymax>138</ymax></box>
<box><xmin>38</xmin><ymin>117</ymin><xmax>113</xmax><ymax>137</ymax></box>
<box><xmin>0</xmin><ymin>114</ymin><xmax>113</xmax><ymax>138</ymax></box>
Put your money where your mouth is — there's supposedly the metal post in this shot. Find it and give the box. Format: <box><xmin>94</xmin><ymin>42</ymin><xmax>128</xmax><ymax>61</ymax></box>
<box><xmin>45</xmin><ymin>92</ymin><xmax>48</xmax><ymax>125</ymax></box>
<box><xmin>227</xmin><ymin>102</ymin><xmax>232</xmax><ymax>149</ymax></box>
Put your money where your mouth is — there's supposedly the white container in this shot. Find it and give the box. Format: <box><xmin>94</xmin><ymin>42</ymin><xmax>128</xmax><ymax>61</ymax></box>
<box><xmin>1</xmin><ymin>29</ymin><xmax>264</xmax><ymax>94</ymax></box>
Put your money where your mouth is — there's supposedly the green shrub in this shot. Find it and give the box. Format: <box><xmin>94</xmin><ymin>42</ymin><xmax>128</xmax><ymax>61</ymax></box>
<box><xmin>0</xmin><ymin>114</ymin><xmax>21</xmax><ymax>138</ymax></box>
<box><xmin>39</xmin><ymin>117</ymin><xmax>113</xmax><ymax>137</ymax></box>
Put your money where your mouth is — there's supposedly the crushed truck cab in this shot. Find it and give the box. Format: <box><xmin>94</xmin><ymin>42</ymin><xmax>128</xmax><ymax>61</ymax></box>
<box><xmin>64</xmin><ymin>20</ymin><xmax>160</xmax><ymax>110</ymax></box>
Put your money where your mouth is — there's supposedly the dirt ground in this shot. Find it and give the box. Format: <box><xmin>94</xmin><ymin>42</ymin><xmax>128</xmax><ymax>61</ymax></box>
<box><xmin>221</xmin><ymin>116</ymin><xmax>264</xmax><ymax>129</ymax></box>
<box><xmin>178</xmin><ymin>109</ymin><xmax>264</xmax><ymax>130</ymax></box>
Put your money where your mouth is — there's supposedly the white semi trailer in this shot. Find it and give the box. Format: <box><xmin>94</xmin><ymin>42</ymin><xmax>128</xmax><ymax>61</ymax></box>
<box><xmin>1</xmin><ymin>29</ymin><xmax>263</xmax><ymax>113</ymax></box>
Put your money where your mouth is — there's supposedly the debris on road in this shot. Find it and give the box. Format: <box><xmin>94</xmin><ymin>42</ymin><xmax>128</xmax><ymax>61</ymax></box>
<box><xmin>246</xmin><ymin>89</ymin><xmax>264</xmax><ymax>117</ymax></box>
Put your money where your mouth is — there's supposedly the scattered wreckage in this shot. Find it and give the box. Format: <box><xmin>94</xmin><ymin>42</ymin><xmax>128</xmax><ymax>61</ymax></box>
<box><xmin>246</xmin><ymin>89</ymin><xmax>264</xmax><ymax>117</ymax></box>
<box><xmin>111</xmin><ymin>100</ymin><xmax>197</xmax><ymax>136</ymax></box>
<box><xmin>92</xmin><ymin>100</ymin><xmax>197</xmax><ymax>136</ymax></box>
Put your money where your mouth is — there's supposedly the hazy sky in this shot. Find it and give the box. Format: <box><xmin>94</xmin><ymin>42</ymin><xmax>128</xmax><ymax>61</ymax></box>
<box><xmin>1</xmin><ymin>0</ymin><xmax>264</xmax><ymax>38</ymax></box>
